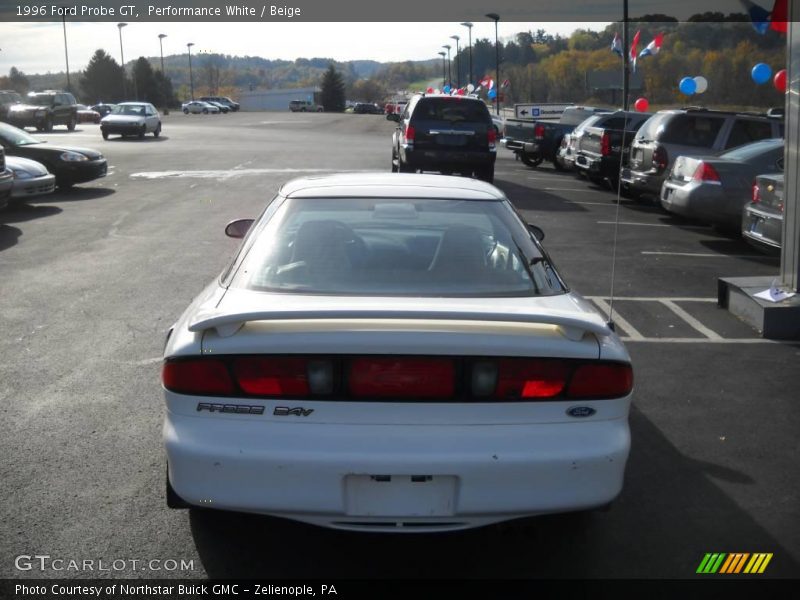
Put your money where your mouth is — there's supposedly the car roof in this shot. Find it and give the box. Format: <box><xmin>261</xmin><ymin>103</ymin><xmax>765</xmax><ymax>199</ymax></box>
<box><xmin>279</xmin><ymin>173</ymin><xmax>507</xmax><ymax>201</ymax></box>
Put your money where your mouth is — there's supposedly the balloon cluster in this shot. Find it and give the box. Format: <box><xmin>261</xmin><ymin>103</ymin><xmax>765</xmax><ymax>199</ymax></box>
<box><xmin>751</xmin><ymin>63</ymin><xmax>787</xmax><ymax>92</ymax></box>
<box><xmin>678</xmin><ymin>76</ymin><xmax>708</xmax><ymax>96</ymax></box>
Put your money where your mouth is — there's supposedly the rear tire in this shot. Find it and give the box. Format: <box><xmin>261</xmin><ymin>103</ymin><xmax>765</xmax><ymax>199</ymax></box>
<box><xmin>202</xmin><ymin>108</ymin><xmax>209</xmax><ymax>114</ymax></box>
<box><xmin>67</xmin><ymin>114</ymin><xmax>77</xmax><ymax>131</ymax></box>
<box><xmin>398</xmin><ymin>161</ymin><xmax>415</xmax><ymax>173</ymax></box>
<box><xmin>138</xmin><ymin>125</ymin><xmax>146</xmax><ymax>139</ymax></box>
<box><xmin>476</xmin><ymin>166</ymin><xmax>495</xmax><ymax>183</ymax></box>
<box><xmin>519</xmin><ymin>151</ymin><xmax>543</xmax><ymax>168</ymax></box>
<box><xmin>391</xmin><ymin>150</ymin><xmax>399</xmax><ymax>173</ymax></box>
<box><xmin>101</xmin><ymin>129</ymin><xmax>108</xmax><ymax>140</ymax></box>
<box><xmin>183</xmin><ymin>108</ymin><xmax>189</xmax><ymax>114</ymax></box>
<box><xmin>44</xmin><ymin>117</ymin><xmax>53</xmax><ymax>132</ymax></box>
<box><xmin>154</xmin><ymin>123</ymin><xmax>161</xmax><ymax>138</ymax></box>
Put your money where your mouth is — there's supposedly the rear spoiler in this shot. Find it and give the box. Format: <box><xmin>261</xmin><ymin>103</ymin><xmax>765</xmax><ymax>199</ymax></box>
<box><xmin>188</xmin><ymin>309</ymin><xmax>612</xmax><ymax>341</ymax></box>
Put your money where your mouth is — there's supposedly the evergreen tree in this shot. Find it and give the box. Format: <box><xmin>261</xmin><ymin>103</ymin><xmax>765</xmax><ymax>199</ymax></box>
<box><xmin>320</xmin><ymin>64</ymin><xmax>345</xmax><ymax>112</ymax></box>
<box><xmin>133</xmin><ymin>57</ymin><xmax>159</xmax><ymax>103</ymax></box>
<box><xmin>80</xmin><ymin>50</ymin><xmax>125</xmax><ymax>103</ymax></box>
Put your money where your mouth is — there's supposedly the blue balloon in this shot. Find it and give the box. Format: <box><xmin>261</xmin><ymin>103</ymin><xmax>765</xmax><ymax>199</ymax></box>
<box><xmin>443</xmin><ymin>85</ymin><xmax>451</xmax><ymax>94</ymax></box>
<box><xmin>751</xmin><ymin>63</ymin><xmax>772</xmax><ymax>84</ymax></box>
<box><xmin>679</xmin><ymin>77</ymin><xmax>697</xmax><ymax>95</ymax></box>
<box><xmin>488</xmin><ymin>88</ymin><xmax>497</xmax><ymax>99</ymax></box>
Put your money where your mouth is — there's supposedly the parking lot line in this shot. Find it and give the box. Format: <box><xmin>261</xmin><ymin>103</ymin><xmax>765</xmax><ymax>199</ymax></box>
<box><xmin>587</xmin><ymin>296</ymin><xmax>717</xmax><ymax>302</ymax></box>
<box><xmin>542</xmin><ymin>187</ymin><xmax>603</xmax><ymax>192</ymax></box>
<box><xmin>619</xmin><ymin>337</ymin><xmax>778</xmax><ymax>344</ymax></box>
<box><xmin>131</xmin><ymin>168</ymin><xmax>383</xmax><ymax>180</ymax></box>
<box><xmin>660</xmin><ymin>299</ymin><xmax>723</xmax><ymax>340</ymax></box>
<box><xmin>589</xmin><ymin>297</ymin><xmax>645</xmax><ymax>341</ymax></box>
<box><xmin>597</xmin><ymin>221</ymin><xmax>670</xmax><ymax>227</ymax></box>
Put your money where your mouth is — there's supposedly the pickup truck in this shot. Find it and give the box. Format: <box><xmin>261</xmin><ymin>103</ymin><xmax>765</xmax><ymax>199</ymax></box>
<box><xmin>573</xmin><ymin>111</ymin><xmax>652</xmax><ymax>188</ymax></box>
<box><xmin>503</xmin><ymin>106</ymin><xmax>610</xmax><ymax>169</ymax></box>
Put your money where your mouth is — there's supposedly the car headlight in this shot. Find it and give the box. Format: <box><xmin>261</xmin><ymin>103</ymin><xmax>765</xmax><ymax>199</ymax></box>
<box><xmin>12</xmin><ymin>169</ymin><xmax>33</xmax><ymax>180</ymax></box>
<box><xmin>60</xmin><ymin>151</ymin><xmax>89</xmax><ymax>162</ymax></box>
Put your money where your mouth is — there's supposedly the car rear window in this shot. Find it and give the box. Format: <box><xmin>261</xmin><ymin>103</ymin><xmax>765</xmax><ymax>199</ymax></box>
<box><xmin>412</xmin><ymin>98</ymin><xmax>490</xmax><ymax>123</ymax></box>
<box><xmin>724</xmin><ymin>119</ymin><xmax>775</xmax><ymax>149</ymax></box>
<box><xmin>660</xmin><ymin>115</ymin><xmax>724</xmax><ymax>147</ymax></box>
<box><xmin>636</xmin><ymin>113</ymin><xmax>670</xmax><ymax>141</ymax></box>
<box><xmin>231</xmin><ymin>197</ymin><xmax>565</xmax><ymax>297</ymax></box>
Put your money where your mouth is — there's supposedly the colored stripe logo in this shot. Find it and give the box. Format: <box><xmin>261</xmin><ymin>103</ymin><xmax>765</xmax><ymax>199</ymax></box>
<box><xmin>697</xmin><ymin>553</ymin><xmax>773</xmax><ymax>574</ymax></box>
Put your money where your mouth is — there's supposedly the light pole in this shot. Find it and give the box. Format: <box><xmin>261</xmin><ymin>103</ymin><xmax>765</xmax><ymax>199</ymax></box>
<box><xmin>442</xmin><ymin>44</ymin><xmax>452</xmax><ymax>88</ymax></box>
<box><xmin>486</xmin><ymin>13</ymin><xmax>500</xmax><ymax>115</ymax></box>
<box><xmin>62</xmin><ymin>14</ymin><xmax>71</xmax><ymax>92</ymax></box>
<box><xmin>158</xmin><ymin>34</ymin><xmax>167</xmax><ymax>74</ymax></box>
<box><xmin>437</xmin><ymin>51</ymin><xmax>446</xmax><ymax>90</ymax></box>
<box><xmin>450</xmin><ymin>35</ymin><xmax>460</xmax><ymax>89</ymax></box>
<box><xmin>460</xmin><ymin>22</ymin><xmax>473</xmax><ymax>87</ymax></box>
<box><xmin>117</xmin><ymin>23</ymin><xmax>127</xmax><ymax>99</ymax></box>
<box><xmin>187</xmin><ymin>42</ymin><xmax>195</xmax><ymax>100</ymax></box>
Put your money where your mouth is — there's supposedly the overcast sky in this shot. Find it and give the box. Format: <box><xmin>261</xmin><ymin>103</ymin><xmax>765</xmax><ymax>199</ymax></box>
<box><xmin>0</xmin><ymin>21</ymin><xmax>609</xmax><ymax>75</ymax></box>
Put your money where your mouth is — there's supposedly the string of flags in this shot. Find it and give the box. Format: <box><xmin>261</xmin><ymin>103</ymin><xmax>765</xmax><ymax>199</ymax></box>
<box><xmin>611</xmin><ymin>30</ymin><xmax>662</xmax><ymax>73</ymax></box>
<box><xmin>741</xmin><ymin>0</ymin><xmax>787</xmax><ymax>34</ymax></box>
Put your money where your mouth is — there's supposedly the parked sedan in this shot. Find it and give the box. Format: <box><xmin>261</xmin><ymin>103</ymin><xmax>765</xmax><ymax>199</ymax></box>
<box><xmin>0</xmin><ymin>122</ymin><xmax>107</xmax><ymax>188</ymax></box>
<box><xmin>5</xmin><ymin>155</ymin><xmax>56</xmax><ymax>200</ymax></box>
<box><xmin>163</xmin><ymin>173</ymin><xmax>633</xmax><ymax>532</ymax></box>
<box><xmin>742</xmin><ymin>173</ymin><xmax>783</xmax><ymax>253</ymax></box>
<box><xmin>660</xmin><ymin>138</ymin><xmax>784</xmax><ymax>229</ymax></box>
<box><xmin>182</xmin><ymin>101</ymin><xmax>219</xmax><ymax>115</ymax></box>
<box><xmin>76</xmin><ymin>104</ymin><xmax>101</xmax><ymax>124</ymax></box>
<box><xmin>100</xmin><ymin>102</ymin><xmax>162</xmax><ymax>140</ymax></box>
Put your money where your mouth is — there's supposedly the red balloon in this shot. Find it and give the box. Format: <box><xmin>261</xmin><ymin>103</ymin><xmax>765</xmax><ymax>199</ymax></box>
<box><xmin>426</xmin><ymin>87</ymin><xmax>434</xmax><ymax>94</ymax></box>
<box><xmin>634</xmin><ymin>97</ymin><xmax>649</xmax><ymax>112</ymax></box>
<box><xmin>774</xmin><ymin>70</ymin><xmax>787</xmax><ymax>93</ymax></box>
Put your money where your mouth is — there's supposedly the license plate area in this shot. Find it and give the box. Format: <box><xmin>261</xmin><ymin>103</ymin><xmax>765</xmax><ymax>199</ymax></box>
<box><xmin>344</xmin><ymin>475</ymin><xmax>458</xmax><ymax>517</ymax></box>
<box><xmin>748</xmin><ymin>216</ymin><xmax>764</xmax><ymax>236</ymax></box>
<box><xmin>436</xmin><ymin>134</ymin><xmax>467</xmax><ymax>146</ymax></box>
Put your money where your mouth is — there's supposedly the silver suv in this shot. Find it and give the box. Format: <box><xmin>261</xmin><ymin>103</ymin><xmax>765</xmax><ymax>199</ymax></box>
<box><xmin>289</xmin><ymin>99</ymin><xmax>322</xmax><ymax>112</ymax></box>
<box><xmin>621</xmin><ymin>108</ymin><xmax>783</xmax><ymax>199</ymax></box>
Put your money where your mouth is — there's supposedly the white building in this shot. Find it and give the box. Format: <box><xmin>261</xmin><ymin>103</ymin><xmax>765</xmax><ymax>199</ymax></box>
<box><xmin>239</xmin><ymin>87</ymin><xmax>321</xmax><ymax>111</ymax></box>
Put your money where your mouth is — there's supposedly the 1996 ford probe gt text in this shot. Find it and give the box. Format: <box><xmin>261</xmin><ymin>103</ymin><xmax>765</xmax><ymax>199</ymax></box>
<box><xmin>162</xmin><ymin>173</ymin><xmax>633</xmax><ymax>532</ymax></box>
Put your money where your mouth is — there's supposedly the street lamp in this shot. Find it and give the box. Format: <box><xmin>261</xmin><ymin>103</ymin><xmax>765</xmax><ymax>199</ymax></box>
<box><xmin>485</xmin><ymin>13</ymin><xmax>500</xmax><ymax>115</ymax></box>
<box><xmin>187</xmin><ymin>42</ymin><xmax>195</xmax><ymax>100</ymax></box>
<box><xmin>437</xmin><ymin>51</ymin><xmax>446</xmax><ymax>90</ymax></box>
<box><xmin>460</xmin><ymin>22</ymin><xmax>473</xmax><ymax>87</ymax></box>
<box><xmin>158</xmin><ymin>34</ymin><xmax>167</xmax><ymax>74</ymax></box>
<box><xmin>449</xmin><ymin>35</ymin><xmax>460</xmax><ymax>89</ymax></box>
<box><xmin>442</xmin><ymin>44</ymin><xmax>452</xmax><ymax>88</ymax></box>
<box><xmin>117</xmin><ymin>23</ymin><xmax>127</xmax><ymax>99</ymax></box>
<box><xmin>62</xmin><ymin>13</ymin><xmax>71</xmax><ymax>92</ymax></box>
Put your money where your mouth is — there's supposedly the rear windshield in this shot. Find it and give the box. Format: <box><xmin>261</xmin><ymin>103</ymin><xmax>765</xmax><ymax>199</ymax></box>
<box><xmin>413</xmin><ymin>98</ymin><xmax>490</xmax><ymax>123</ymax></box>
<box><xmin>29</xmin><ymin>94</ymin><xmax>55</xmax><ymax>105</ymax></box>
<box><xmin>660</xmin><ymin>115</ymin><xmax>724</xmax><ymax>147</ymax></box>
<box><xmin>231</xmin><ymin>197</ymin><xmax>566</xmax><ymax>297</ymax></box>
<box><xmin>636</xmin><ymin>113</ymin><xmax>670</xmax><ymax>141</ymax></box>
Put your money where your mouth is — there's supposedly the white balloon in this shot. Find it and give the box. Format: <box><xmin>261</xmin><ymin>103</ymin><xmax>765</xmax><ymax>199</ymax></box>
<box><xmin>693</xmin><ymin>76</ymin><xmax>708</xmax><ymax>94</ymax></box>
<box><xmin>467</xmin><ymin>83</ymin><xmax>475</xmax><ymax>93</ymax></box>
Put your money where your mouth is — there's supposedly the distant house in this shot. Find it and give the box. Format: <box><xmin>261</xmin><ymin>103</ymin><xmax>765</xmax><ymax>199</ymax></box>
<box><xmin>239</xmin><ymin>87</ymin><xmax>321</xmax><ymax>111</ymax></box>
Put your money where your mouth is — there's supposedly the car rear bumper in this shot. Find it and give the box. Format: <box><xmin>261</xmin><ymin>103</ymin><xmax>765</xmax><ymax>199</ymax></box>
<box><xmin>620</xmin><ymin>168</ymin><xmax>663</xmax><ymax>196</ymax></box>
<box><xmin>11</xmin><ymin>173</ymin><xmax>56</xmax><ymax>198</ymax></box>
<box><xmin>742</xmin><ymin>205</ymin><xmax>782</xmax><ymax>251</ymax></box>
<box><xmin>401</xmin><ymin>147</ymin><xmax>496</xmax><ymax>170</ymax></box>
<box><xmin>164</xmin><ymin>407</ymin><xmax>630</xmax><ymax>532</ymax></box>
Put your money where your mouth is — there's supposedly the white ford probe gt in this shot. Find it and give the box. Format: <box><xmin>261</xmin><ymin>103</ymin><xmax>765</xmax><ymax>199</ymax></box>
<box><xmin>162</xmin><ymin>173</ymin><xmax>633</xmax><ymax>532</ymax></box>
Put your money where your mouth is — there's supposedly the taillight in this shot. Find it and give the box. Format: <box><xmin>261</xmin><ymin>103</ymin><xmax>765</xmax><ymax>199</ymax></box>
<box><xmin>488</xmin><ymin>127</ymin><xmax>497</xmax><ymax>146</ymax></box>
<box><xmin>534</xmin><ymin>124</ymin><xmax>545</xmax><ymax>139</ymax></box>
<box><xmin>567</xmin><ymin>364</ymin><xmax>633</xmax><ymax>399</ymax></box>
<box><xmin>349</xmin><ymin>358</ymin><xmax>455</xmax><ymax>398</ymax></box>
<box><xmin>403</xmin><ymin>124</ymin><xmax>415</xmax><ymax>143</ymax></box>
<box><xmin>232</xmin><ymin>357</ymin><xmax>312</xmax><ymax>396</ymax></box>
<box><xmin>752</xmin><ymin>181</ymin><xmax>760</xmax><ymax>203</ymax></box>
<box><xmin>653</xmin><ymin>145</ymin><xmax>668</xmax><ymax>172</ymax></box>
<box><xmin>163</xmin><ymin>359</ymin><xmax>235</xmax><ymax>396</ymax></box>
<box><xmin>601</xmin><ymin>132</ymin><xmax>611</xmax><ymax>156</ymax></box>
<box><xmin>494</xmin><ymin>359</ymin><xmax>568</xmax><ymax>399</ymax></box>
<box><xmin>692</xmin><ymin>162</ymin><xmax>721</xmax><ymax>184</ymax></box>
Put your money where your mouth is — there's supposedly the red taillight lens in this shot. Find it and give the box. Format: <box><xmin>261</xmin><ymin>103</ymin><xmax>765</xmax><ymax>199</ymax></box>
<box><xmin>534</xmin><ymin>124</ymin><xmax>545</xmax><ymax>139</ymax></box>
<box><xmin>163</xmin><ymin>359</ymin><xmax>234</xmax><ymax>396</ymax></box>
<box><xmin>601</xmin><ymin>132</ymin><xmax>611</xmax><ymax>156</ymax></box>
<box><xmin>349</xmin><ymin>358</ymin><xmax>455</xmax><ymax>398</ymax></box>
<box><xmin>567</xmin><ymin>364</ymin><xmax>633</xmax><ymax>399</ymax></box>
<box><xmin>692</xmin><ymin>162</ymin><xmax>721</xmax><ymax>184</ymax></box>
<box><xmin>495</xmin><ymin>359</ymin><xmax>568</xmax><ymax>399</ymax></box>
<box><xmin>488</xmin><ymin>127</ymin><xmax>497</xmax><ymax>145</ymax></box>
<box><xmin>232</xmin><ymin>357</ymin><xmax>311</xmax><ymax>396</ymax></box>
<box><xmin>653</xmin><ymin>145</ymin><xmax>668</xmax><ymax>172</ymax></box>
<box><xmin>752</xmin><ymin>181</ymin><xmax>760</xmax><ymax>203</ymax></box>
<box><xmin>404</xmin><ymin>124</ymin><xmax>415</xmax><ymax>142</ymax></box>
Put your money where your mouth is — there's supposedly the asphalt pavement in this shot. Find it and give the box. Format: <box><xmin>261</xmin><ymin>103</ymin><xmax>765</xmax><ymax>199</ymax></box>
<box><xmin>1</xmin><ymin>111</ymin><xmax>797</xmax><ymax>579</ymax></box>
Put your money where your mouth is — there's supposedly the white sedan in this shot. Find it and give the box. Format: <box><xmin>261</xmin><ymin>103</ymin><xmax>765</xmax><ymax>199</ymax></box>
<box><xmin>6</xmin><ymin>155</ymin><xmax>55</xmax><ymax>200</ymax></box>
<box><xmin>100</xmin><ymin>102</ymin><xmax>162</xmax><ymax>139</ymax></box>
<box><xmin>162</xmin><ymin>173</ymin><xmax>633</xmax><ymax>532</ymax></box>
<box><xmin>182</xmin><ymin>100</ymin><xmax>220</xmax><ymax>115</ymax></box>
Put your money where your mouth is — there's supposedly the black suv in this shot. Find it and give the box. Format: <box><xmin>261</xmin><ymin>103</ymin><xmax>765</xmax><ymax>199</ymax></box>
<box><xmin>6</xmin><ymin>90</ymin><xmax>79</xmax><ymax>132</ymax></box>
<box><xmin>388</xmin><ymin>94</ymin><xmax>497</xmax><ymax>183</ymax></box>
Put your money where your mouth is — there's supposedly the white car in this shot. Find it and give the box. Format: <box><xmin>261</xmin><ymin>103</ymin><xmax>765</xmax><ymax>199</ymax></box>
<box><xmin>162</xmin><ymin>173</ymin><xmax>633</xmax><ymax>532</ymax></box>
<box><xmin>182</xmin><ymin>100</ymin><xmax>220</xmax><ymax>115</ymax></box>
<box><xmin>100</xmin><ymin>102</ymin><xmax>161</xmax><ymax>139</ymax></box>
<box><xmin>6</xmin><ymin>155</ymin><xmax>55</xmax><ymax>199</ymax></box>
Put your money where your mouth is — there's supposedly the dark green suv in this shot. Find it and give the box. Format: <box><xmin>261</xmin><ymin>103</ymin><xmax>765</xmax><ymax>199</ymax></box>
<box><xmin>6</xmin><ymin>91</ymin><xmax>79</xmax><ymax>132</ymax></box>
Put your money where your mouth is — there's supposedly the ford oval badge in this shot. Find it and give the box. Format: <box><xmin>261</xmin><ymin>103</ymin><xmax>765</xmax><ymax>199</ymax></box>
<box><xmin>567</xmin><ymin>406</ymin><xmax>596</xmax><ymax>418</ymax></box>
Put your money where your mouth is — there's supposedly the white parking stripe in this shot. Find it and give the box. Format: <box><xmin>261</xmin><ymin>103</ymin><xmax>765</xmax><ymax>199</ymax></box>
<box><xmin>642</xmin><ymin>251</ymin><xmax>762</xmax><ymax>258</ymax></box>
<box><xmin>621</xmin><ymin>337</ymin><xmax>778</xmax><ymax>344</ymax></box>
<box><xmin>587</xmin><ymin>296</ymin><xmax>717</xmax><ymax>302</ymax></box>
<box><xmin>660</xmin><ymin>300</ymin><xmax>723</xmax><ymax>340</ymax></box>
<box><xmin>542</xmin><ymin>187</ymin><xmax>602</xmax><ymax>192</ymax></box>
<box><xmin>131</xmin><ymin>168</ymin><xmax>383</xmax><ymax>180</ymax></box>
<box><xmin>590</xmin><ymin>297</ymin><xmax>645</xmax><ymax>341</ymax></box>
<box><xmin>597</xmin><ymin>221</ymin><xmax>670</xmax><ymax>227</ymax></box>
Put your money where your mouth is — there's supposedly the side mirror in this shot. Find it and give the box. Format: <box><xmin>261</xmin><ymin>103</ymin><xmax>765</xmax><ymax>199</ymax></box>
<box><xmin>527</xmin><ymin>223</ymin><xmax>545</xmax><ymax>242</ymax></box>
<box><xmin>225</xmin><ymin>218</ymin><xmax>255</xmax><ymax>239</ymax></box>
<box><xmin>386</xmin><ymin>113</ymin><xmax>400</xmax><ymax>122</ymax></box>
